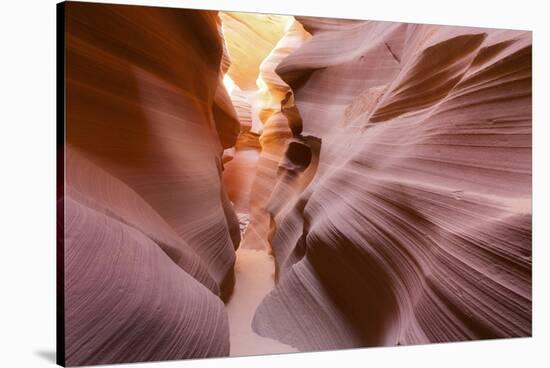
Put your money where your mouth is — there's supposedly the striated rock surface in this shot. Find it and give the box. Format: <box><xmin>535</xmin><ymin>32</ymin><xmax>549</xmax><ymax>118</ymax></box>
<box><xmin>220</xmin><ymin>12</ymin><xmax>295</xmax><ymax>219</ymax></box>
<box><xmin>240</xmin><ymin>20</ymin><xmax>312</xmax><ymax>250</ymax></box>
<box><xmin>64</xmin><ymin>3</ymin><xmax>239</xmax><ymax>365</ymax></box>
<box><xmin>62</xmin><ymin>3</ymin><xmax>533</xmax><ymax>361</ymax></box>
<box><xmin>253</xmin><ymin>18</ymin><xmax>532</xmax><ymax>350</ymax></box>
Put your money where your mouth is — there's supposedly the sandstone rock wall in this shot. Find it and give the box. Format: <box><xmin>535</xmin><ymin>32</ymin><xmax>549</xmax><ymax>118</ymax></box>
<box><xmin>253</xmin><ymin>18</ymin><xmax>532</xmax><ymax>350</ymax></box>
<box><xmin>240</xmin><ymin>20</ymin><xmax>312</xmax><ymax>250</ymax></box>
<box><xmin>64</xmin><ymin>3</ymin><xmax>239</xmax><ymax>365</ymax></box>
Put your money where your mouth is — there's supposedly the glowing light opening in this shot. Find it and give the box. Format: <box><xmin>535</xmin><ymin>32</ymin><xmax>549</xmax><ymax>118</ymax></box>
<box><xmin>223</xmin><ymin>74</ymin><xmax>236</xmax><ymax>95</ymax></box>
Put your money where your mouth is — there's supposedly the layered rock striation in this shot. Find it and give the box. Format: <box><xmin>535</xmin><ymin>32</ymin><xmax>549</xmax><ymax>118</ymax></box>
<box><xmin>240</xmin><ymin>20</ymin><xmax>313</xmax><ymax>250</ymax></box>
<box><xmin>253</xmin><ymin>18</ymin><xmax>532</xmax><ymax>350</ymax></box>
<box><xmin>63</xmin><ymin>3</ymin><xmax>240</xmax><ymax>365</ymax></box>
<box><xmin>62</xmin><ymin>4</ymin><xmax>533</xmax><ymax>362</ymax></box>
<box><xmin>220</xmin><ymin>12</ymin><xmax>294</xmax><ymax>217</ymax></box>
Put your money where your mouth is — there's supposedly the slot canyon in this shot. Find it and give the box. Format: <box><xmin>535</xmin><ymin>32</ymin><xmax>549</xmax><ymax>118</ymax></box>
<box><xmin>62</xmin><ymin>2</ymin><xmax>532</xmax><ymax>366</ymax></box>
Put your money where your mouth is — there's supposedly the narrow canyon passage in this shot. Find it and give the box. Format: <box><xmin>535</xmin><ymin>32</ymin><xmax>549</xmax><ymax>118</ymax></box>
<box><xmin>62</xmin><ymin>4</ymin><xmax>532</xmax><ymax>365</ymax></box>
<box><xmin>221</xmin><ymin>139</ymin><xmax>300</xmax><ymax>355</ymax></box>
<box><xmin>222</xmin><ymin>147</ymin><xmax>297</xmax><ymax>354</ymax></box>
<box><xmin>219</xmin><ymin>12</ymin><xmax>311</xmax><ymax>354</ymax></box>
<box><xmin>219</xmin><ymin>11</ymin><xmax>532</xmax><ymax>353</ymax></box>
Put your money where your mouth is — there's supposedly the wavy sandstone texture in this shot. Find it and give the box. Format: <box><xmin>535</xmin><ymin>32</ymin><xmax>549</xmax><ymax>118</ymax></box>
<box><xmin>252</xmin><ymin>18</ymin><xmax>532</xmax><ymax>350</ymax></box>
<box><xmin>240</xmin><ymin>20</ymin><xmax>312</xmax><ymax>250</ymax></box>
<box><xmin>64</xmin><ymin>3</ymin><xmax>239</xmax><ymax>365</ymax></box>
<box><xmin>220</xmin><ymin>12</ymin><xmax>293</xmax><ymax>217</ymax></box>
<box><xmin>62</xmin><ymin>3</ymin><xmax>532</xmax><ymax>363</ymax></box>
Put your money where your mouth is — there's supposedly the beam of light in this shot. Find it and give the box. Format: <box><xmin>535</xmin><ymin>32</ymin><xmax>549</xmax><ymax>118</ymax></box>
<box><xmin>223</xmin><ymin>73</ymin><xmax>236</xmax><ymax>95</ymax></box>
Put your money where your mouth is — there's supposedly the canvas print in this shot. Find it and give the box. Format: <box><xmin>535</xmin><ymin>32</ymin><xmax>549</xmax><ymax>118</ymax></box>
<box><xmin>57</xmin><ymin>1</ymin><xmax>532</xmax><ymax>366</ymax></box>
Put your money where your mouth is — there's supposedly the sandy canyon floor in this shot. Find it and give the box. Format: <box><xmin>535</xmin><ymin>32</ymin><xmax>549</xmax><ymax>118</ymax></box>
<box><xmin>226</xmin><ymin>248</ymin><xmax>298</xmax><ymax>355</ymax></box>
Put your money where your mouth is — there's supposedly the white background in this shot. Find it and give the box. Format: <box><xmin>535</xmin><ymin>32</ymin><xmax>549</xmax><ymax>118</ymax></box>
<box><xmin>0</xmin><ymin>0</ymin><xmax>548</xmax><ymax>367</ymax></box>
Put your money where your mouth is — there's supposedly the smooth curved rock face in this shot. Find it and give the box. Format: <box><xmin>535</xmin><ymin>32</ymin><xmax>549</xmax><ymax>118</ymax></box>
<box><xmin>253</xmin><ymin>18</ymin><xmax>532</xmax><ymax>351</ymax></box>
<box><xmin>64</xmin><ymin>196</ymin><xmax>230</xmax><ymax>365</ymax></box>
<box><xmin>219</xmin><ymin>12</ymin><xmax>294</xmax><ymax>218</ymax></box>
<box><xmin>221</xmin><ymin>85</ymin><xmax>263</xmax><ymax>214</ymax></box>
<box><xmin>220</xmin><ymin>12</ymin><xmax>292</xmax><ymax>91</ymax></box>
<box><xmin>240</xmin><ymin>20</ymin><xmax>312</xmax><ymax>250</ymax></box>
<box><xmin>257</xmin><ymin>20</ymin><xmax>311</xmax><ymax>129</ymax></box>
<box><xmin>64</xmin><ymin>3</ymin><xmax>239</xmax><ymax>365</ymax></box>
<box><xmin>62</xmin><ymin>3</ymin><xmax>532</xmax><ymax>362</ymax></box>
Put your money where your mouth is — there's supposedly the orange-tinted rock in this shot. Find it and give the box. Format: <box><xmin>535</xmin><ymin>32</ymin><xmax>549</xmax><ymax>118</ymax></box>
<box><xmin>64</xmin><ymin>3</ymin><xmax>238</xmax><ymax>365</ymax></box>
<box><xmin>220</xmin><ymin>12</ymin><xmax>291</xmax><ymax>90</ymax></box>
<box><xmin>240</xmin><ymin>20</ymin><xmax>311</xmax><ymax>251</ymax></box>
